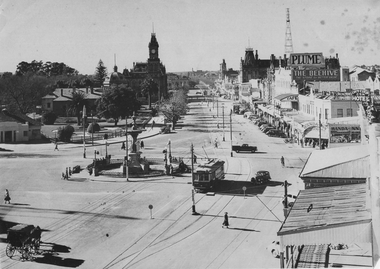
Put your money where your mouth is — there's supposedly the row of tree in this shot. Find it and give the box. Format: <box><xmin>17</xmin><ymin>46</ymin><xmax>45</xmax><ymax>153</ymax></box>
<box><xmin>1</xmin><ymin>59</ymin><xmax>191</xmax><ymax>130</ymax></box>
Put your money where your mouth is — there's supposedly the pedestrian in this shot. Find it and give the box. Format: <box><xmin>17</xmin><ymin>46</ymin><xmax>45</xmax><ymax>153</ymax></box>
<box><xmin>69</xmin><ymin>167</ymin><xmax>72</xmax><ymax>176</ymax></box>
<box><xmin>222</xmin><ymin>212</ymin><xmax>229</xmax><ymax>228</ymax></box>
<box><xmin>140</xmin><ymin>140</ymin><xmax>144</xmax><ymax>149</ymax></box>
<box><xmin>61</xmin><ymin>172</ymin><xmax>65</xmax><ymax>180</ymax></box>
<box><xmin>4</xmin><ymin>189</ymin><xmax>11</xmax><ymax>204</ymax></box>
<box><xmin>281</xmin><ymin>156</ymin><xmax>285</xmax><ymax>167</ymax></box>
<box><xmin>54</xmin><ymin>142</ymin><xmax>59</xmax><ymax>151</ymax></box>
<box><xmin>151</xmin><ymin>120</ymin><xmax>155</xmax><ymax>130</ymax></box>
<box><xmin>170</xmin><ymin>164</ymin><xmax>174</xmax><ymax>178</ymax></box>
<box><xmin>193</xmin><ymin>154</ymin><xmax>197</xmax><ymax>164</ymax></box>
<box><xmin>121</xmin><ymin>142</ymin><xmax>126</xmax><ymax>150</ymax></box>
<box><xmin>65</xmin><ymin>167</ymin><xmax>69</xmax><ymax>180</ymax></box>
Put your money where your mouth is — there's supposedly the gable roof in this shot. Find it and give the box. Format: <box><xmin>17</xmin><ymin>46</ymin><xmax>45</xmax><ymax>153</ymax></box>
<box><xmin>0</xmin><ymin>109</ymin><xmax>41</xmax><ymax>126</ymax></box>
<box><xmin>300</xmin><ymin>145</ymin><xmax>369</xmax><ymax>179</ymax></box>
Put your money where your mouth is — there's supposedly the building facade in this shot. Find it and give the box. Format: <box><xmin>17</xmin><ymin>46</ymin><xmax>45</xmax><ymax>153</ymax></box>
<box><xmin>106</xmin><ymin>32</ymin><xmax>168</xmax><ymax>102</ymax></box>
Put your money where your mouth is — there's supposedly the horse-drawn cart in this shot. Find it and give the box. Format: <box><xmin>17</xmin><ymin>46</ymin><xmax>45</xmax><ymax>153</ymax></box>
<box><xmin>5</xmin><ymin>224</ymin><xmax>41</xmax><ymax>261</ymax></box>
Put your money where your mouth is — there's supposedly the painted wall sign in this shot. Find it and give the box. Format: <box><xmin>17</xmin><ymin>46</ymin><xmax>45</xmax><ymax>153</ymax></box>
<box><xmin>288</xmin><ymin>53</ymin><xmax>325</xmax><ymax>68</ymax></box>
<box><xmin>292</xmin><ymin>69</ymin><xmax>340</xmax><ymax>82</ymax></box>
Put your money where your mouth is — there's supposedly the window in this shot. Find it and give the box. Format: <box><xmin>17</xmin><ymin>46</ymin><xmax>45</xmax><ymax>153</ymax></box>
<box><xmin>337</xmin><ymin>109</ymin><xmax>343</xmax><ymax>117</ymax></box>
<box><xmin>47</xmin><ymin>102</ymin><xmax>51</xmax><ymax>108</ymax></box>
<box><xmin>325</xmin><ymin>109</ymin><xmax>329</xmax><ymax>119</ymax></box>
<box><xmin>23</xmin><ymin>131</ymin><xmax>28</xmax><ymax>136</ymax></box>
<box><xmin>347</xmin><ymin>108</ymin><xmax>352</xmax><ymax>117</ymax></box>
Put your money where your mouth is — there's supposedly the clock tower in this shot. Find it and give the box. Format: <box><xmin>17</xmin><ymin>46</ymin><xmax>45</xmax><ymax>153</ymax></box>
<box><xmin>148</xmin><ymin>32</ymin><xmax>159</xmax><ymax>61</ymax></box>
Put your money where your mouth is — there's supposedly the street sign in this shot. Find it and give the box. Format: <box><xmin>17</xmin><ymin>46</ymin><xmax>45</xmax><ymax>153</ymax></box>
<box><xmin>242</xmin><ymin>186</ymin><xmax>247</xmax><ymax>199</ymax></box>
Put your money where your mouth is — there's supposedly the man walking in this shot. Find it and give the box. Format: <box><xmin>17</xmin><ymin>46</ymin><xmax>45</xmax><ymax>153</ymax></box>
<box><xmin>222</xmin><ymin>212</ymin><xmax>229</xmax><ymax>228</ymax></box>
<box><xmin>54</xmin><ymin>142</ymin><xmax>59</xmax><ymax>151</ymax></box>
<box><xmin>281</xmin><ymin>156</ymin><xmax>285</xmax><ymax>167</ymax></box>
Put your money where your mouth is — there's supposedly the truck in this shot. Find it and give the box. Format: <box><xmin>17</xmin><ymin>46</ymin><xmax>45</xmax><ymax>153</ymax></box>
<box><xmin>231</xmin><ymin>144</ymin><xmax>258</xmax><ymax>153</ymax></box>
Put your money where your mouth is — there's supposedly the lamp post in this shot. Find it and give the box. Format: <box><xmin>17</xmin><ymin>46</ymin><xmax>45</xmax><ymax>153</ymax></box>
<box><xmin>82</xmin><ymin>105</ymin><xmax>86</xmax><ymax>158</ymax></box>
<box><xmin>230</xmin><ymin>109</ymin><xmax>233</xmax><ymax>157</ymax></box>
<box><xmin>222</xmin><ymin>104</ymin><xmax>225</xmax><ymax>141</ymax></box>
<box><xmin>168</xmin><ymin>139</ymin><xmax>172</xmax><ymax>162</ymax></box>
<box><xmin>217</xmin><ymin>97</ymin><xmax>219</xmax><ymax>117</ymax></box>
<box><xmin>91</xmin><ymin>112</ymin><xmax>94</xmax><ymax>146</ymax></box>
<box><xmin>125</xmin><ymin>116</ymin><xmax>129</xmax><ymax>181</ymax></box>
<box><xmin>319</xmin><ymin>113</ymin><xmax>322</xmax><ymax>150</ymax></box>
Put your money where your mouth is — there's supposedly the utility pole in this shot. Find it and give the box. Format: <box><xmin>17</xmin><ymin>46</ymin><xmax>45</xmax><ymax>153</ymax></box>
<box><xmin>91</xmin><ymin>112</ymin><xmax>94</xmax><ymax>146</ymax></box>
<box><xmin>191</xmin><ymin>143</ymin><xmax>197</xmax><ymax>215</ymax></box>
<box><xmin>217</xmin><ymin>97</ymin><xmax>219</xmax><ymax>117</ymax></box>
<box><xmin>222</xmin><ymin>104</ymin><xmax>225</xmax><ymax>141</ymax></box>
<box><xmin>82</xmin><ymin>105</ymin><xmax>86</xmax><ymax>158</ymax></box>
<box><xmin>319</xmin><ymin>113</ymin><xmax>322</xmax><ymax>150</ymax></box>
<box><xmin>125</xmin><ymin>116</ymin><xmax>129</xmax><ymax>181</ymax></box>
<box><xmin>230</xmin><ymin>109</ymin><xmax>233</xmax><ymax>157</ymax></box>
<box><xmin>168</xmin><ymin>139</ymin><xmax>172</xmax><ymax>162</ymax></box>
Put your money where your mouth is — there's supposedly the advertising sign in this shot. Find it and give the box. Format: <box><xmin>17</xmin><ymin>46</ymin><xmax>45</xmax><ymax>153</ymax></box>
<box><xmin>288</xmin><ymin>53</ymin><xmax>325</xmax><ymax>68</ymax></box>
<box><xmin>292</xmin><ymin>69</ymin><xmax>340</xmax><ymax>82</ymax></box>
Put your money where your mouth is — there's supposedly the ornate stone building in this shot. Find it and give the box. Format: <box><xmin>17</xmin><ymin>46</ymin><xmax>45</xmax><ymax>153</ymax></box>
<box><xmin>240</xmin><ymin>47</ymin><xmax>285</xmax><ymax>83</ymax></box>
<box><xmin>106</xmin><ymin>32</ymin><xmax>168</xmax><ymax>101</ymax></box>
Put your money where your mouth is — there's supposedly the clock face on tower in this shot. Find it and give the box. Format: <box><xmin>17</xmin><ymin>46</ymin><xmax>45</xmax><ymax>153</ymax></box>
<box><xmin>151</xmin><ymin>49</ymin><xmax>156</xmax><ymax>54</ymax></box>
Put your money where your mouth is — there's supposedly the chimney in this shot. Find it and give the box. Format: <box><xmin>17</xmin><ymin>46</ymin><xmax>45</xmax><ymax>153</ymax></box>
<box><xmin>255</xmin><ymin>50</ymin><xmax>258</xmax><ymax>60</ymax></box>
<box><xmin>336</xmin><ymin>53</ymin><xmax>339</xmax><ymax>59</ymax></box>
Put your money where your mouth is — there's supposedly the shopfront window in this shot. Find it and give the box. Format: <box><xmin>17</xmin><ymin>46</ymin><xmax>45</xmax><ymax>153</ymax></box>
<box><xmin>337</xmin><ymin>109</ymin><xmax>343</xmax><ymax>118</ymax></box>
<box><xmin>347</xmin><ymin>108</ymin><xmax>352</xmax><ymax>117</ymax></box>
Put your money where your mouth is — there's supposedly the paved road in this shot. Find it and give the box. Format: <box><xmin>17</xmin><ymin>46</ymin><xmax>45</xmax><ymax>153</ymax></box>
<box><xmin>0</xmin><ymin>95</ymin><xmax>313</xmax><ymax>269</ymax></box>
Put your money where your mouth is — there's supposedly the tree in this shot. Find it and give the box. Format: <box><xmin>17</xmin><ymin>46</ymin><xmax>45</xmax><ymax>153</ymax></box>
<box><xmin>0</xmin><ymin>73</ymin><xmax>51</xmax><ymax>113</ymax></box>
<box><xmin>42</xmin><ymin>111</ymin><xmax>58</xmax><ymax>125</ymax></box>
<box><xmin>68</xmin><ymin>91</ymin><xmax>87</xmax><ymax>125</ymax></box>
<box><xmin>94</xmin><ymin>59</ymin><xmax>108</xmax><ymax>86</ymax></box>
<box><xmin>158</xmin><ymin>89</ymin><xmax>188</xmax><ymax>130</ymax></box>
<box><xmin>140</xmin><ymin>77</ymin><xmax>158</xmax><ymax>109</ymax></box>
<box><xmin>57</xmin><ymin>125</ymin><xmax>75</xmax><ymax>142</ymax></box>
<box><xmin>96</xmin><ymin>84</ymin><xmax>140</xmax><ymax>126</ymax></box>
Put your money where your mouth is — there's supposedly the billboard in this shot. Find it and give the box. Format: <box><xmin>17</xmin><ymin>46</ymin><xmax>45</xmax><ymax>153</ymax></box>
<box><xmin>292</xmin><ymin>69</ymin><xmax>340</xmax><ymax>82</ymax></box>
<box><xmin>288</xmin><ymin>53</ymin><xmax>325</xmax><ymax>68</ymax></box>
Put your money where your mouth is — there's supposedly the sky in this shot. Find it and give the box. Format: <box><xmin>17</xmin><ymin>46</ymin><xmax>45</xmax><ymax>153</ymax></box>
<box><xmin>0</xmin><ymin>0</ymin><xmax>379</xmax><ymax>75</ymax></box>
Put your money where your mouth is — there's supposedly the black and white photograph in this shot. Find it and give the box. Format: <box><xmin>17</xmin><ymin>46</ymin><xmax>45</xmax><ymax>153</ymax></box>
<box><xmin>0</xmin><ymin>0</ymin><xmax>380</xmax><ymax>268</ymax></box>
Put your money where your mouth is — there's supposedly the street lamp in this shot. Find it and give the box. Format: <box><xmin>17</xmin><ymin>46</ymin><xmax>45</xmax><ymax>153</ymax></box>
<box><xmin>82</xmin><ymin>105</ymin><xmax>86</xmax><ymax>158</ymax></box>
<box><xmin>91</xmin><ymin>112</ymin><xmax>94</xmax><ymax>146</ymax></box>
<box><xmin>125</xmin><ymin>116</ymin><xmax>129</xmax><ymax>181</ymax></box>
<box><xmin>230</xmin><ymin>109</ymin><xmax>233</xmax><ymax>157</ymax></box>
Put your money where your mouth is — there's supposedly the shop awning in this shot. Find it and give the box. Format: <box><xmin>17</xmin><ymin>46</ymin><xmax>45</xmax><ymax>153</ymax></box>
<box><xmin>304</xmin><ymin>128</ymin><xmax>329</xmax><ymax>139</ymax></box>
<box><xmin>258</xmin><ymin>104</ymin><xmax>275</xmax><ymax>116</ymax></box>
<box><xmin>274</xmin><ymin>93</ymin><xmax>298</xmax><ymax>102</ymax></box>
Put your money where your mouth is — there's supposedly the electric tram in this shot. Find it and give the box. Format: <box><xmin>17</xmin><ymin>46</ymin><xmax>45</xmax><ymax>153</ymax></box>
<box><xmin>193</xmin><ymin>159</ymin><xmax>225</xmax><ymax>191</ymax></box>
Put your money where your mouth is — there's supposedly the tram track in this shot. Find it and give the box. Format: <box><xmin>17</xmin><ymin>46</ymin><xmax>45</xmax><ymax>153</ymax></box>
<box><xmin>1</xmin><ymin>181</ymin><xmax>151</xmax><ymax>268</ymax></box>
<box><xmin>120</xmin><ymin>195</ymin><xmax>236</xmax><ymax>269</ymax></box>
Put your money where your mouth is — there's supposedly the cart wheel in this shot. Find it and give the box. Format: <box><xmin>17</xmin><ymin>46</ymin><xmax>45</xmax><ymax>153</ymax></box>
<box><xmin>21</xmin><ymin>245</ymin><xmax>32</xmax><ymax>261</ymax></box>
<box><xmin>6</xmin><ymin>244</ymin><xmax>15</xmax><ymax>258</ymax></box>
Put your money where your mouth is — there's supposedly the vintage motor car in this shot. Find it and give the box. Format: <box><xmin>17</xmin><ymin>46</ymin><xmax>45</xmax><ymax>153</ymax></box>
<box><xmin>251</xmin><ymin>170</ymin><xmax>271</xmax><ymax>184</ymax></box>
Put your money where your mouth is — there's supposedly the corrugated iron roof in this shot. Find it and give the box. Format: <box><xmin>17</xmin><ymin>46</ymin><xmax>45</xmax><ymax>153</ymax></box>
<box><xmin>278</xmin><ymin>184</ymin><xmax>370</xmax><ymax>236</ymax></box>
<box><xmin>300</xmin><ymin>145</ymin><xmax>369</xmax><ymax>178</ymax></box>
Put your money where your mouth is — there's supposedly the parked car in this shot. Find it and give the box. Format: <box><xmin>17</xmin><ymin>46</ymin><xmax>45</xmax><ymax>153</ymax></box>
<box><xmin>232</xmin><ymin>144</ymin><xmax>258</xmax><ymax>153</ymax></box>
<box><xmin>266</xmin><ymin>129</ymin><xmax>287</xmax><ymax>137</ymax></box>
<box><xmin>248</xmin><ymin>114</ymin><xmax>260</xmax><ymax>120</ymax></box>
<box><xmin>251</xmin><ymin>170</ymin><xmax>271</xmax><ymax>184</ymax></box>
<box><xmin>259</xmin><ymin>124</ymin><xmax>271</xmax><ymax>130</ymax></box>
<box><xmin>263</xmin><ymin>127</ymin><xmax>276</xmax><ymax>134</ymax></box>
<box><xmin>257</xmin><ymin>121</ymin><xmax>268</xmax><ymax>127</ymax></box>
<box><xmin>243</xmin><ymin>112</ymin><xmax>253</xmax><ymax>118</ymax></box>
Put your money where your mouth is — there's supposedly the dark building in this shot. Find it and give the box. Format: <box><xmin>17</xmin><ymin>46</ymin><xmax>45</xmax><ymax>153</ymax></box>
<box><xmin>220</xmin><ymin>59</ymin><xmax>239</xmax><ymax>82</ymax></box>
<box><xmin>240</xmin><ymin>48</ymin><xmax>286</xmax><ymax>82</ymax></box>
<box><xmin>107</xmin><ymin>32</ymin><xmax>168</xmax><ymax>101</ymax></box>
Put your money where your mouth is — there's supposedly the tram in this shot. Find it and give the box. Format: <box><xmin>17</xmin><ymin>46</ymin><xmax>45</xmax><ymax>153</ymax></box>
<box><xmin>193</xmin><ymin>159</ymin><xmax>225</xmax><ymax>192</ymax></box>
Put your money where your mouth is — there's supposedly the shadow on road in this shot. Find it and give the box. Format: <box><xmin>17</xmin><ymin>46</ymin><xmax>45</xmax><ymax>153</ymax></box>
<box><xmin>34</xmin><ymin>252</ymin><xmax>84</xmax><ymax>267</ymax></box>
<box><xmin>211</xmin><ymin>180</ymin><xmax>283</xmax><ymax>196</ymax></box>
